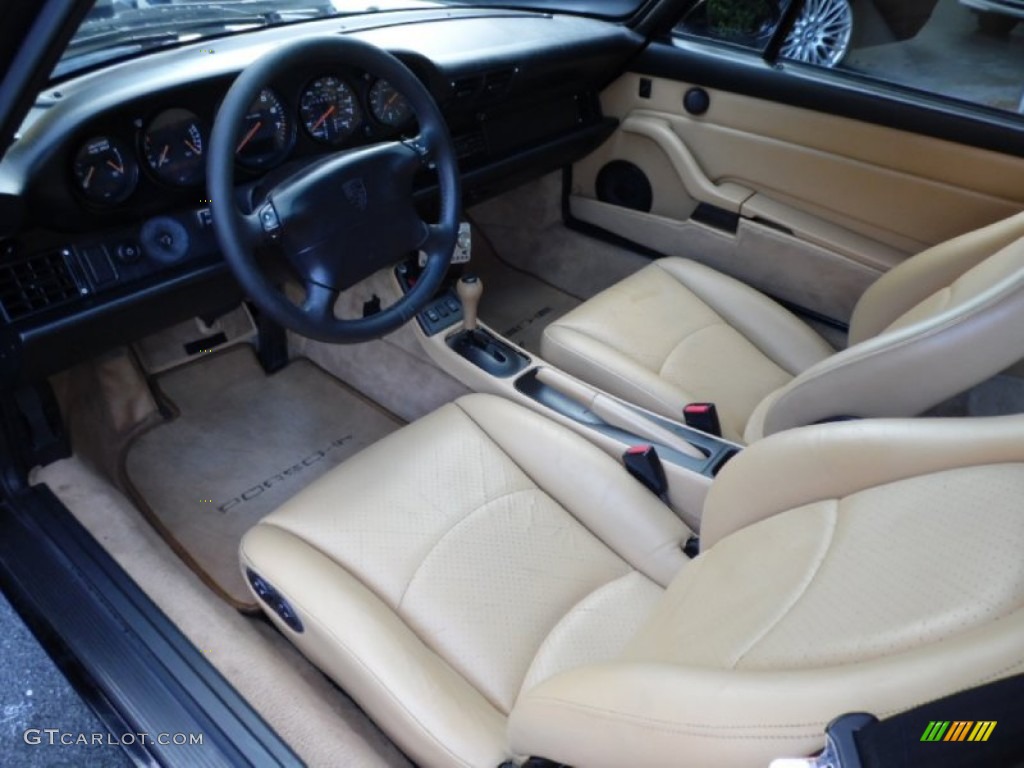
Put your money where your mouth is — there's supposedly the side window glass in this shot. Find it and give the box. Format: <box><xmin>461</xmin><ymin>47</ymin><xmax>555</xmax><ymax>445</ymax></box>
<box><xmin>674</xmin><ymin>1</ymin><xmax>1023</xmax><ymax>116</ymax></box>
<box><xmin>674</xmin><ymin>0</ymin><xmax>795</xmax><ymax>54</ymax></box>
<box><xmin>780</xmin><ymin>0</ymin><xmax>1023</xmax><ymax>115</ymax></box>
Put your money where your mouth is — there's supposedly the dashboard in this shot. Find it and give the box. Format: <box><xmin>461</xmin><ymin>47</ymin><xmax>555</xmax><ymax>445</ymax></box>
<box><xmin>0</xmin><ymin>9</ymin><xmax>641</xmax><ymax>386</ymax></box>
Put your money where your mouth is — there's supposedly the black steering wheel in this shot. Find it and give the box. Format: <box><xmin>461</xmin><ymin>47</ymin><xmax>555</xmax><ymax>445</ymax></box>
<box><xmin>208</xmin><ymin>37</ymin><xmax>460</xmax><ymax>343</ymax></box>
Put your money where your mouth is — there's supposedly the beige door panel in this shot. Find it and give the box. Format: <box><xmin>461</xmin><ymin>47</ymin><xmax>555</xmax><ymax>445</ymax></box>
<box><xmin>574</xmin><ymin>110</ymin><xmax>914</xmax><ymax>267</ymax></box>
<box><xmin>668</xmin><ymin>111</ymin><xmax>1021</xmax><ymax>251</ymax></box>
<box><xmin>570</xmin><ymin>73</ymin><xmax>1024</xmax><ymax>319</ymax></box>
<box><xmin>741</xmin><ymin>194</ymin><xmax>908</xmax><ymax>271</ymax></box>
<box><xmin>619</xmin><ymin>115</ymin><xmax>752</xmax><ymax>212</ymax></box>
<box><xmin>593</xmin><ymin>74</ymin><xmax>1024</xmax><ymax>246</ymax></box>
<box><xmin>568</xmin><ymin>195</ymin><xmax>879</xmax><ymax>322</ymax></box>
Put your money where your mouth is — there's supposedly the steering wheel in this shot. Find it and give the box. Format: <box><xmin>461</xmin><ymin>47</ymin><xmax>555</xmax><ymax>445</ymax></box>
<box><xmin>208</xmin><ymin>37</ymin><xmax>460</xmax><ymax>343</ymax></box>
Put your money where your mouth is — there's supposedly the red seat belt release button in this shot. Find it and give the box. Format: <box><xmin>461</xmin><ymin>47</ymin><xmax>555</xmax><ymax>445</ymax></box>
<box><xmin>622</xmin><ymin>444</ymin><xmax>668</xmax><ymax>499</ymax></box>
<box><xmin>683</xmin><ymin>402</ymin><xmax>721</xmax><ymax>437</ymax></box>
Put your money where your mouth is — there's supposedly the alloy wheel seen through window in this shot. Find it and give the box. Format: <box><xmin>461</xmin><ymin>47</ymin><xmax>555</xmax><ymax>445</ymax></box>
<box><xmin>781</xmin><ymin>0</ymin><xmax>854</xmax><ymax>66</ymax></box>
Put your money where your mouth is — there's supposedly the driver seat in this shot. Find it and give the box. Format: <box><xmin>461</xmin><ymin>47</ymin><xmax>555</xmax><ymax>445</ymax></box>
<box><xmin>541</xmin><ymin>212</ymin><xmax>1024</xmax><ymax>443</ymax></box>
<box><xmin>241</xmin><ymin>394</ymin><xmax>1024</xmax><ymax>768</ymax></box>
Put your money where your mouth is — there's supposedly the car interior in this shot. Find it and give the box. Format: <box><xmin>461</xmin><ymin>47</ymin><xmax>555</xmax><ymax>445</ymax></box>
<box><xmin>2</xmin><ymin>0</ymin><xmax>1024</xmax><ymax>766</ymax></box>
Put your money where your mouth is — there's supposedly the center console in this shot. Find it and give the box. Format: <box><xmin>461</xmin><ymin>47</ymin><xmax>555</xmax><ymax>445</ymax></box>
<box><xmin>396</xmin><ymin>246</ymin><xmax>741</xmax><ymax>533</ymax></box>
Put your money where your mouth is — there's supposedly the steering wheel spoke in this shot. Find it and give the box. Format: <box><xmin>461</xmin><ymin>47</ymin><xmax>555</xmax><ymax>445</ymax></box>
<box><xmin>401</xmin><ymin>133</ymin><xmax>434</xmax><ymax>168</ymax></box>
<box><xmin>301</xmin><ymin>281</ymin><xmax>340</xmax><ymax>323</ymax></box>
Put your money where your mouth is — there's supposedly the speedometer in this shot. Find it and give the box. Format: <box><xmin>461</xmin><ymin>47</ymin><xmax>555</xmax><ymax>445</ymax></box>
<box><xmin>299</xmin><ymin>76</ymin><xmax>361</xmax><ymax>145</ymax></box>
<box><xmin>235</xmin><ymin>88</ymin><xmax>292</xmax><ymax>169</ymax></box>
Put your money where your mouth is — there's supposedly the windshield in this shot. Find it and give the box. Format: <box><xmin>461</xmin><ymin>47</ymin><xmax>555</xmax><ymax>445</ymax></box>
<box><xmin>59</xmin><ymin>0</ymin><xmax>644</xmax><ymax>80</ymax></box>
<box><xmin>57</xmin><ymin>0</ymin><xmax>432</xmax><ymax>79</ymax></box>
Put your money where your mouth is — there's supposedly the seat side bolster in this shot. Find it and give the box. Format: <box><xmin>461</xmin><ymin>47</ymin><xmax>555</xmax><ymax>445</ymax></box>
<box><xmin>850</xmin><ymin>210</ymin><xmax>1024</xmax><ymax>344</ymax></box>
<box><xmin>655</xmin><ymin>258</ymin><xmax>834</xmax><ymax>375</ymax></box>
<box><xmin>510</xmin><ymin>663</ymin><xmax>827</xmax><ymax>768</ymax></box>
<box><xmin>703</xmin><ymin>414</ymin><xmax>1024</xmax><ymax>549</ymax></box>
<box><xmin>757</xmin><ymin>273</ymin><xmax>1024</xmax><ymax>439</ymax></box>
<box><xmin>509</xmin><ymin>614</ymin><xmax>1024</xmax><ymax>768</ymax></box>
<box><xmin>239</xmin><ymin>523</ymin><xmax>508</xmax><ymax>768</ymax></box>
<box><xmin>455</xmin><ymin>394</ymin><xmax>691</xmax><ymax>588</ymax></box>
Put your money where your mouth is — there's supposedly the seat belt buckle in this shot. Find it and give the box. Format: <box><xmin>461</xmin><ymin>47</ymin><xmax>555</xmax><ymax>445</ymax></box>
<box><xmin>622</xmin><ymin>444</ymin><xmax>668</xmax><ymax>500</ymax></box>
<box><xmin>770</xmin><ymin>712</ymin><xmax>876</xmax><ymax>768</ymax></box>
<box><xmin>683</xmin><ymin>402</ymin><xmax>721</xmax><ymax>437</ymax></box>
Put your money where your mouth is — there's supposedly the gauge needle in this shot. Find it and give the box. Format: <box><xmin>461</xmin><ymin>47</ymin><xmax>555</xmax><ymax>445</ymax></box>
<box><xmin>311</xmin><ymin>105</ymin><xmax>336</xmax><ymax>133</ymax></box>
<box><xmin>236</xmin><ymin>120</ymin><xmax>263</xmax><ymax>153</ymax></box>
<box><xmin>184</xmin><ymin>139</ymin><xmax>202</xmax><ymax>155</ymax></box>
<box><xmin>385</xmin><ymin>91</ymin><xmax>400</xmax><ymax>109</ymax></box>
<box><xmin>159</xmin><ymin>145</ymin><xmax>170</xmax><ymax>166</ymax></box>
<box><xmin>106</xmin><ymin>159</ymin><xmax>124</xmax><ymax>174</ymax></box>
<box><xmin>83</xmin><ymin>166</ymin><xmax>95</xmax><ymax>188</ymax></box>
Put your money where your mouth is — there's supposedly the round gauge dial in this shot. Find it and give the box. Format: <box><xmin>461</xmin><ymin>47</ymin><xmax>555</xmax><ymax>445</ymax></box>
<box><xmin>369</xmin><ymin>79</ymin><xmax>413</xmax><ymax>128</ymax></box>
<box><xmin>299</xmin><ymin>76</ymin><xmax>361</xmax><ymax>145</ymax></box>
<box><xmin>142</xmin><ymin>108</ymin><xmax>206</xmax><ymax>186</ymax></box>
<box><xmin>235</xmin><ymin>87</ymin><xmax>293</xmax><ymax>169</ymax></box>
<box><xmin>72</xmin><ymin>136</ymin><xmax>137</xmax><ymax>204</ymax></box>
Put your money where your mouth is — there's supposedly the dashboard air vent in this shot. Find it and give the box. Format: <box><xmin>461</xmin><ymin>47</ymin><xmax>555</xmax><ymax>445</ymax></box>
<box><xmin>0</xmin><ymin>250</ymin><xmax>81</xmax><ymax>321</ymax></box>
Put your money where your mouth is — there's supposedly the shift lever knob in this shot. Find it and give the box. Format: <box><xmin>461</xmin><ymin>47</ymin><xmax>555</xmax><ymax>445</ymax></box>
<box><xmin>457</xmin><ymin>274</ymin><xmax>483</xmax><ymax>331</ymax></box>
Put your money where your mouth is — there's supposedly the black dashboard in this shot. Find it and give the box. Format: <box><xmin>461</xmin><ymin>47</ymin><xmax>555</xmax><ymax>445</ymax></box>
<box><xmin>0</xmin><ymin>8</ymin><xmax>641</xmax><ymax>386</ymax></box>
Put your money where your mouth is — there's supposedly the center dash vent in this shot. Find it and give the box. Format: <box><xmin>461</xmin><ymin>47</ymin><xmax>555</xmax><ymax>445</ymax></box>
<box><xmin>449</xmin><ymin>67</ymin><xmax>518</xmax><ymax>103</ymax></box>
<box><xmin>0</xmin><ymin>250</ymin><xmax>81</xmax><ymax>321</ymax></box>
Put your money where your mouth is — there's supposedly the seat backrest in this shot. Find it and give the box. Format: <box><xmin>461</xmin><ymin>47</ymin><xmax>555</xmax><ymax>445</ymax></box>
<box><xmin>744</xmin><ymin>212</ymin><xmax>1024</xmax><ymax>441</ymax></box>
<box><xmin>509</xmin><ymin>416</ymin><xmax>1024</xmax><ymax>768</ymax></box>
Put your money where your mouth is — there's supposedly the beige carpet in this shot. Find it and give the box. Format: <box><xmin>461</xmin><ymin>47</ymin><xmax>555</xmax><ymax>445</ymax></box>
<box><xmin>472</xmin><ymin>226</ymin><xmax>581</xmax><ymax>354</ymax></box>
<box><xmin>122</xmin><ymin>346</ymin><xmax>402</xmax><ymax>609</ymax></box>
<box><xmin>287</xmin><ymin>266</ymin><xmax>471</xmax><ymax>424</ymax></box>
<box><xmin>33</xmin><ymin>456</ymin><xmax>412</xmax><ymax>768</ymax></box>
<box><xmin>468</xmin><ymin>172</ymin><xmax>649</xmax><ymax>300</ymax></box>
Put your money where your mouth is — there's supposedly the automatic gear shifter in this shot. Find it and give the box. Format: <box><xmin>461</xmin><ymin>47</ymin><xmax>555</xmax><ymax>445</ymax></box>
<box><xmin>450</xmin><ymin>273</ymin><xmax>528</xmax><ymax>378</ymax></box>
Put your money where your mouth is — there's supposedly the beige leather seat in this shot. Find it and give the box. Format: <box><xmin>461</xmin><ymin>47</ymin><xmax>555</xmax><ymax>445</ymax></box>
<box><xmin>241</xmin><ymin>393</ymin><xmax>1024</xmax><ymax>768</ymax></box>
<box><xmin>542</xmin><ymin>212</ymin><xmax>1024</xmax><ymax>443</ymax></box>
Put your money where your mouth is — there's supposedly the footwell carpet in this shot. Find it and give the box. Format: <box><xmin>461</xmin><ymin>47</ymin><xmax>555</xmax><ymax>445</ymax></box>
<box><xmin>123</xmin><ymin>347</ymin><xmax>402</xmax><ymax>608</ymax></box>
<box><xmin>472</xmin><ymin>229</ymin><xmax>581</xmax><ymax>354</ymax></box>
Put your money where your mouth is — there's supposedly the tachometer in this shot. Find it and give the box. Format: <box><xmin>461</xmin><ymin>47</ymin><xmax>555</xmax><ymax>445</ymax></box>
<box><xmin>142</xmin><ymin>108</ymin><xmax>206</xmax><ymax>186</ymax></box>
<box><xmin>72</xmin><ymin>136</ymin><xmax>138</xmax><ymax>204</ymax></box>
<box><xmin>369</xmin><ymin>79</ymin><xmax>413</xmax><ymax>128</ymax></box>
<box><xmin>235</xmin><ymin>88</ymin><xmax>293</xmax><ymax>169</ymax></box>
<box><xmin>299</xmin><ymin>76</ymin><xmax>361</xmax><ymax>145</ymax></box>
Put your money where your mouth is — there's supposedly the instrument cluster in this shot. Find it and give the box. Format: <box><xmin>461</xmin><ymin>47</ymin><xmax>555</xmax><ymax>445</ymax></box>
<box><xmin>69</xmin><ymin>73</ymin><xmax>414</xmax><ymax>207</ymax></box>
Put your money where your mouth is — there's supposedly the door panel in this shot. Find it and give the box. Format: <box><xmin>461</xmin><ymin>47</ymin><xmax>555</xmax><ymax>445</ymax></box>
<box><xmin>571</xmin><ymin>72</ymin><xmax>1024</xmax><ymax>322</ymax></box>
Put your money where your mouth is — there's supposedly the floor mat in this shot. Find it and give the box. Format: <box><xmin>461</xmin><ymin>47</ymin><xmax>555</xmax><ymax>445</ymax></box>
<box><xmin>122</xmin><ymin>346</ymin><xmax>402</xmax><ymax>609</ymax></box>
<box><xmin>472</xmin><ymin>229</ymin><xmax>581</xmax><ymax>354</ymax></box>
